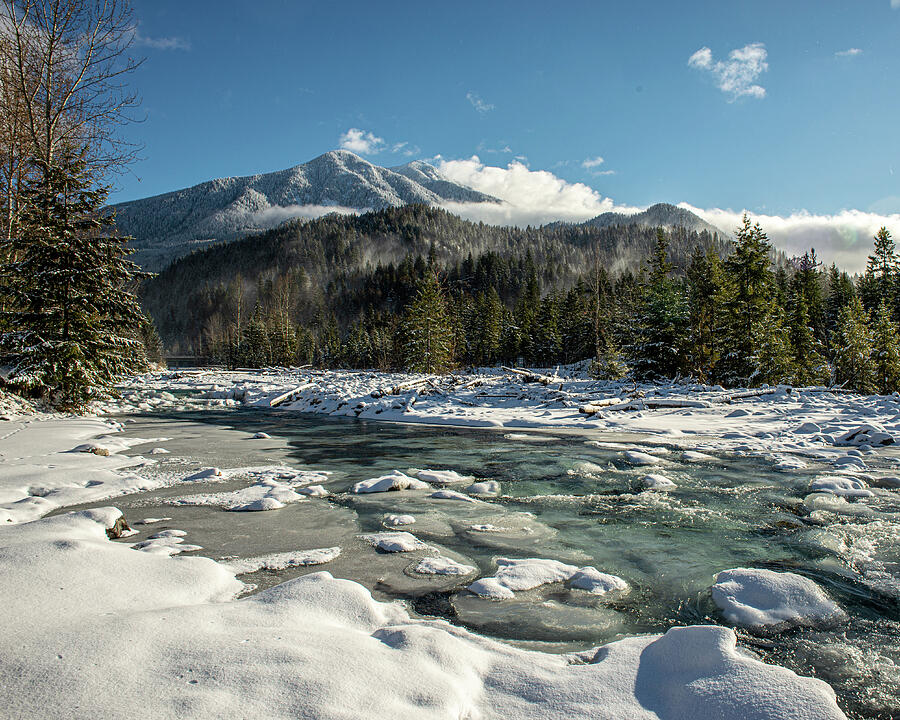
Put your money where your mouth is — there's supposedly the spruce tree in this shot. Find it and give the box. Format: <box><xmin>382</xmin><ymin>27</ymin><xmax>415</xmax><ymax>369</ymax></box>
<box><xmin>861</xmin><ymin>227</ymin><xmax>898</xmax><ymax>313</ymax></box>
<box><xmin>833</xmin><ymin>296</ymin><xmax>876</xmax><ymax>393</ymax></box>
<box><xmin>870</xmin><ymin>300</ymin><xmax>900</xmax><ymax>394</ymax></box>
<box><xmin>720</xmin><ymin>215</ymin><xmax>778</xmax><ymax>386</ymax></box>
<box><xmin>685</xmin><ymin>247</ymin><xmax>724</xmax><ymax>383</ymax></box>
<box><xmin>532</xmin><ymin>294</ymin><xmax>562</xmax><ymax>366</ymax></box>
<box><xmin>632</xmin><ymin>229</ymin><xmax>688</xmax><ymax>380</ymax></box>
<box><xmin>401</xmin><ymin>270</ymin><xmax>453</xmax><ymax>373</ymax></box>
<box><xmin>241</xmin><ymin>306</ymin><xmax>271</xmax><ymax>368</ymax></box>
<box><xmin>0</xmin><ymin>152</ymin><xmax>147</xmax><ymax>407</ymax></box>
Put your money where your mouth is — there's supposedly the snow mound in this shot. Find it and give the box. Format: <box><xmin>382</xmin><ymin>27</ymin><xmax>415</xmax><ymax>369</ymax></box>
<box><xmin>184</xmin><ymin>467</ymin><xmax>223</xmax><ymax>481</ymax></box>
<box><xmin>640</xmin><ymin>473</ymin><xmax>676</xmax><ymax>491</ymax></box>
<box><xmin>413</xmin><ymin>469</ymin><xmax>473</xmax><ymax>485</ymax></box>
<box><xmin>623</xmin><ymin>450</ymin><xmax>660</xmax><ymax>466</ymax></box>
<box><xmin>834</xmin><ymin>424</ymin><xmax>895</xmax><ymax>447</ymax></box>
<box><xmin>711</xmin><ymin>568</ymin><xmax>848</xmax><ymax>628</ymax></box>
<box><xmin>172</xmin><ymin>475</ymin><xmax>311</xmax><ymax>512</ymax></box>
<box><xmin>429</xmin><ymin>489</ymin><xmax>481</xmax><ymax>503</ymax></box>
<box><xmin>465</xmin><ymin>480</ymin><xmax>501</xmax><ymax>496</ymax></box>
<box><xmin>809</xmin><ymin>476</ymin><xmax>874</xmax><ymax>498</ymax></box>
<box><xmin>682</xmin><ymin>450</ymin><xmax>715</xmax><ymax>462</ymax></box>
<box><xmin>298</xmin><ymin>484</ymin><xmax>329</xmax><ymax>497</ymax></box>
<box><xmin>252</xmin><ymin>431</ymin><xmax>272</xmax><ymax>439</ymax></box>
<box><xmin>568</xmin><ymin>567</ymin><xmax>630</xmax><ymax>596</ymax></box>
<box><xmin>359</xmin><ymin>531</ymin><xmax>427</xmax><ymax>552</ymax></box>
<box><xmin>412</xmin><ymin>556</ymin><xmax>477</xmax><ymax>576</ymax></box>
<box><xmin>384</xmin><ymin>514</ymin><xmax>416</xmax><ymax>526</ymax></box>
<box><xmin>351</xmin><ymin>471</ymin><xmax>430</xmax><ymax>494</ymax></box>
<box><xmin>225</xmin><ymin>547</ymin><xmax>341</xmax><ymax>574</ymax></box>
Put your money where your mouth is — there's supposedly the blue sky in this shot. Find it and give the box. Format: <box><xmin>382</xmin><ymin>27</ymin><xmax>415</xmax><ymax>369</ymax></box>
<box><xmin>119</xmin><ymin>0</ymin><xmax>900</xmax><ymax>268</ymax></box>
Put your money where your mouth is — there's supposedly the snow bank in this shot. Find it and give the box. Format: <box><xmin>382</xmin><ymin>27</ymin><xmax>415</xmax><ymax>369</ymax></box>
<box><xmin>352</xmin><ymin>470</ymin><xmax>430</xmax><ymax>493</ymax></box>
<box><xmin>0</xmin><ymin>417</ymin><xmax>163</xmax><ymax>524</ymax></box>
<box><xmin>0</xmin><ymin>508</ymin><xmax>847</xmax><ymax>719</ymax></box>
<box><xmin>712</xmin><ymin>568</ymin><xmax>848</xmax><ymax>628</ymax></box>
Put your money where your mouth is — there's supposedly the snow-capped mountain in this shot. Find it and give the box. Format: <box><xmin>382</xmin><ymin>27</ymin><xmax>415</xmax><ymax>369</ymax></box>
<box><xmin>582</xmin><ymin>203</ymin><xmax>730</xmax><ymax>237</ymax></box>
<box><xmin>111</xmin><ymin>150</ymin><xmax>500</xmax><ymax>269</ymax></box>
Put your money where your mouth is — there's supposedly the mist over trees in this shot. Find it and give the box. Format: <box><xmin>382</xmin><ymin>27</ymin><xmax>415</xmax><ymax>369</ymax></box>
<box><xmin>141</xmin><ymin>201</ymin><xmax>900</xmax><ymax>393</ymax></box>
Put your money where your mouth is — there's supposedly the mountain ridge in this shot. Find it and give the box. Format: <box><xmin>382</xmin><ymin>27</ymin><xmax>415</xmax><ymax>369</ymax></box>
<box><xmin>111</xmin><ymin>150</ymin><xmax>501</xmax><ymax>270</ymax></box>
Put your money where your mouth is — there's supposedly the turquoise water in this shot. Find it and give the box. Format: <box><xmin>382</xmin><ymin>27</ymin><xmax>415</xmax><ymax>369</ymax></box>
<box><xmin>99</xmin><ymin>410</ymin><xmax>899</xmax><ymax>720</ymax></box>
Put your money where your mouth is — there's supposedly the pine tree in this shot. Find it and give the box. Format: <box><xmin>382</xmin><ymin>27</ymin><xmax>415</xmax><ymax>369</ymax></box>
<box><xmin>532</xmin><ymin>294</ymin><xmax>562</xmax><ymax>366</ymax></box>
<box><xmin>750</xmin><ymin>301</ymin><xmax>793</xmax><ymax>386</ymax></box>
<box><xmin>788</xmin><ymin>254</ymin><xmax>829</xmax><ymax>386</ymax></box>
<box><xmin>870</xmin><ymin>300</ymin><xmax>900</xmax><ymax>394</ymax></box>
<box><xmin>401</xmin><ymin>270</ymin><xmax>453</xmax><ymax>373</ymax></box>
<box><xmin>833</xmin><ymin>296</ymin><xmax>876</xmax><ymax>394</ymax></box>
<box><xmin>0</xmin><ymin>152</ymin><xmax>147</xmax><ymax>406</ymax></box>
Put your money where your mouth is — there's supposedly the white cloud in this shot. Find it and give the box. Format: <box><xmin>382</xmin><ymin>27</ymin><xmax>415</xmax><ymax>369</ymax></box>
<box><xmin>133</xmin><ymin>29</ymin><xmax>191</xmax><ymax>51</ymax></box>
<box><xmin>338</xmin><ymin>128</ymin><xmax>385</xmax><ymax>154</ymax></box>
<box><xmin>688</xmin><ymin>43</ymin><xmax>768</xmax><ymax>100</ymax></box>
<box><xmin>466</xmin><ymin>92</ymin><xmax>495</xmax><ymax>114</ymax></box>
<box><xmin>391</xmin><ymin>141</ymin><xmax>420</xmax><ymax>157</ymax></box>
<box><xmin>835</xmin><ymin>48</ymin><xmax>862</xmax><ymax>58</ymax></box>
<box><xmin>248</xmin><ymin>204</ymin><xmax>362</xmax><ymax>229</ymax></box>
<box><xmin>680</xmin><ymin>203</ymin><xmax>900</xmax><ymax>274</ymax></box>
<box><xmin>582</xmin><ymin>156</ymin><xmax>605</xmax><ymax>169</ymax></box>
<box><xmin>433</xmin><ymin>155</ymin><xmax>639</xmax><ymax>227</ymax></box>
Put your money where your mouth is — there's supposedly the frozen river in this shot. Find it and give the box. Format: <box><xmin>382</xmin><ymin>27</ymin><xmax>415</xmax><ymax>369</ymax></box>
<box><xmin>78</xmin><ymin>408</ymin><xmax>900</xmax><ymax>720</ymax></box>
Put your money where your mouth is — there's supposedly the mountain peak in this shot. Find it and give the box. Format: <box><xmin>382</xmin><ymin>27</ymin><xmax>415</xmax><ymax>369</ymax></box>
<box><xmin>111</xmin><ymin>152</ymin><xmax>500</xmax><ymax>270</ymax></box>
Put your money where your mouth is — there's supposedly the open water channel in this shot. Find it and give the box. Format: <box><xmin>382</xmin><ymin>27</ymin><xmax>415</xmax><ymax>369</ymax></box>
<box><xmin>69</xmin><ymin>409</ymin><xmax>900</xmax><ymax>719</ymax></box>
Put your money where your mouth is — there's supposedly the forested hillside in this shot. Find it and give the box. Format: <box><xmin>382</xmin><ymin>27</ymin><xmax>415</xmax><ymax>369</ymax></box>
<box><xmin>141</xmin><ymin>204</ymin><xmax>727</xmax><ymax>357</ymax></box>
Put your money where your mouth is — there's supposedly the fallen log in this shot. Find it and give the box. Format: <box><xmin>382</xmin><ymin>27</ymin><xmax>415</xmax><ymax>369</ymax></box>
<box><xmin>269</xmin><ymin>383</ymin><xmax>317</xmax><ymax>408</ymax></box>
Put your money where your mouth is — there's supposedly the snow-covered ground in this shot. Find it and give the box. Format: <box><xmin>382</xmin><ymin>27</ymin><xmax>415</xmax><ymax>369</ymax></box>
<box><xmin>107</xmin><ymin>367</ymin><xmax>900</xmax><ymax>471</ymax></box>
<box><xmin>4</xmin><ymin>370</ymin><xmax>899</xmax><ymax>717</ymax></box>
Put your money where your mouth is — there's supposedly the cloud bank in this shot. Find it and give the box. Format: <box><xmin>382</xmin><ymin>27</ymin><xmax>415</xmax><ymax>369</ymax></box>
<box><xmin>688</xmin><ymin>43</ymin><xmax>768</xmax><ymax>100</ymax></box>
<box><xmin>681</xmin><ymin>204</ymin><xmax>900</xmax><ymax>274</ymax></box>
<box><xmin>434</xmin><ymin>155</ymin><xmax>639</xmax><ymax>226</ymax></box>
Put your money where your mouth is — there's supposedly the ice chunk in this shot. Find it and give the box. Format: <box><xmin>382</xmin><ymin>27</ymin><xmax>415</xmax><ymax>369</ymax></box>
<box><xmin>712</xmin><ymin>567</ymin><xmax>847</xmax><ymax>628</ymax></box>
<box><xmin>412</xmin><ymin>556</ymin><xmax>476</xmax><ymax>576</ymax></box>
<box><xmin>359</xmin><ymin>532</ymin><xmax>426</xmax><ymax>553</ymax></box>
<box><xmin>809</xmin><ymin>476</ymin><xmax>874</xmax><ymax>498</ymax></box>
<box><xmin>640</xmin><ymin>474</ymin><xmax>676</xmax><ymax>490</ymax></box>
<box><xmin>682</xmin><ymin>450</ymin><xmax>714</xmax><ymax>462</ymax></box>
<box><xmin>225</xmin><ymin>547</ymin><xmax>340</xmax><ymax>574</ymax></box>
<box><xmin>568</xmin><ymin>567</ymin><xmax>629</xmax><ymax>596</ymax></box>
<box><xmin>467</xmin><ymin>557</ymin><xmax>578</xmax><ymax>597</ymax></box>
<box><xmin>413</xmin><ymin>469</ymin><xmax>473</xmax><ymax>485</ymax></box>
<box><xmin>623</xmin><ymin>450</ymin><xmax>660</xmax><ymax>466</ymax></box>
<box><xmin>351</xmin><ymin>471</ymin><xmax>430</xmax><ymax>494</ymax></box>
<box><xmin>384</xmin><ymin>514</ymin><xmax>415</xmax><ymax>526</ymax></box>
<box><xmin>429</xmin><ymin>489</ymin><xmax>480</xmax><ymax>503</ymax></box>
<box><xmin>465</xmin><ymin>481</ymin><xmax>500</xmax><ymax>496</ymax></box>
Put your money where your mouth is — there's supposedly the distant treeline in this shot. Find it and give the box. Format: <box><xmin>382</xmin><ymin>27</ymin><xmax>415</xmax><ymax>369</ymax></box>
<box><xmin>140</xmin><ymin>205</ymin><xmax>900</xmax><ymax>392</ymax></box>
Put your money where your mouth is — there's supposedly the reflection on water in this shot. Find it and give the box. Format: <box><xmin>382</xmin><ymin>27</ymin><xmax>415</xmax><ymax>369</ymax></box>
<box><xmin>89</xmin><ymin>410</ymin><xmax>900</xmax><ymax>720</ymax></box>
